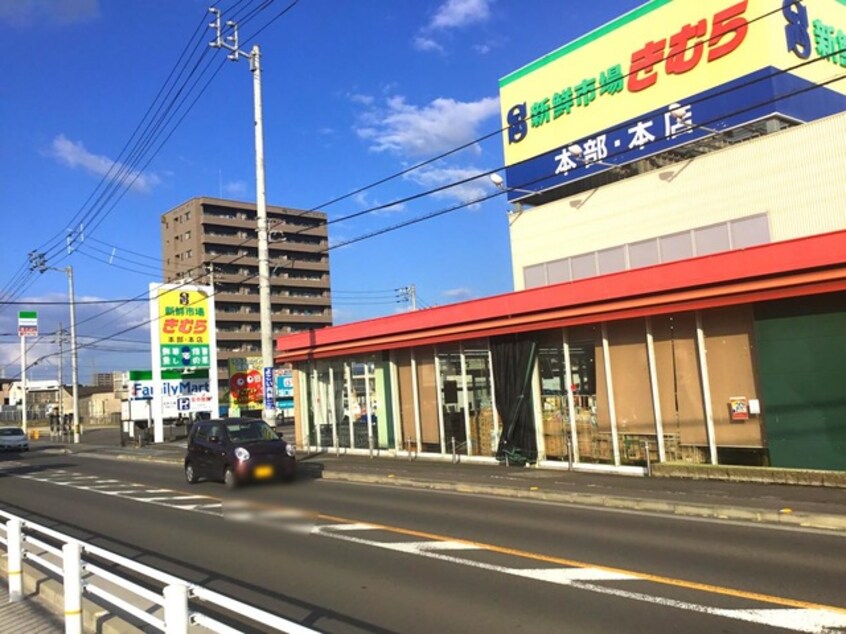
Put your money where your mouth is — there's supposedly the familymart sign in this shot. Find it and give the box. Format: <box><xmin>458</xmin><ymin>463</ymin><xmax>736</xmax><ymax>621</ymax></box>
<box><xmin>18</xmin><ymin>311</ymin><xmax>37</xmax><ymax>337</ymax></box>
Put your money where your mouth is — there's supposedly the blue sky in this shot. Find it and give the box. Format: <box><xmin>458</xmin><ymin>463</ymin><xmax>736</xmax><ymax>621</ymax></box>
<box><xmin>1</xmin><ymin>0</ymin><xmax>644</xmax><ymax>381</ymax></box>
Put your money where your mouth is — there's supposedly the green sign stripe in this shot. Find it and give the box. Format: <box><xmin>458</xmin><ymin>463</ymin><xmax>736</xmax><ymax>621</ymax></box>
<box><xmin>129</xmin><ymin>369</ymin><xmax>210</xmax><ymax>380</ymax></box>
<box><xmin>18</xmin><ymin>311</ymin><xmax>37</xmax><ymax>319</ymax></box>
<box><xmin>499</xmin><ymin>0</ymin><xmax>674</xmax><ymax>88</ymax></box>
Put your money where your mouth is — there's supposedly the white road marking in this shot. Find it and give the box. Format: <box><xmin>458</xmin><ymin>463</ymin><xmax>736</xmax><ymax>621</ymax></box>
<box><xmin>316</xmin><ymin>523</ymin><xmax>376</xmax><ymax>532</ymax></box>
<box><xmin>315</xmin><ymin>524</ymin><xmax>846</xmax><ymax>633</ymax></box>
<box><xmin>9</xmin><ymin>469</ymin><xmax>846</xmax><ymax>632</ymax></box>
<box><xmin>378</xmin><ymin>540</ymin><xmax>482</xmax><ymax>554</ymax></box>
<box><xmin>511</xmin><ymin>567</ymin><xmax>636</xmax><ymax>583</ymax></box>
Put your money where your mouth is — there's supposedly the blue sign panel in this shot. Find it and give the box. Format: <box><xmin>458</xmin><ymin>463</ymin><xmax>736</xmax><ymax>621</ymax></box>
<box><xmin>505</xmin><ymin>69</ymin><xmax>846</xmax><ymax>202</ymax></box>
<box><xmin>263</xmin><ymin>367</ymin><xmax>275</xmax><ymax>411</ymax></box>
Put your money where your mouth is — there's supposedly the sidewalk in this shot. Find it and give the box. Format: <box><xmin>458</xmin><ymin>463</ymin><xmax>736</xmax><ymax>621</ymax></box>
<box><xmin>0</xmin><ymin>582</ymin><xmax>62</xmax><ymax>633</ymax></box>
<box><xmin>28</xmin><ymin>426</ymin><xmax>846</xmax><ymax>533</ymax></box>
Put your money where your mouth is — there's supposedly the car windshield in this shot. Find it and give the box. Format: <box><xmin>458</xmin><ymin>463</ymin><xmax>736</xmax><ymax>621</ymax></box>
<box><xmin>0</xmin><ymin>429</ymin><xmax>24</xmax><ymax>437</ymax></box>
<box><xmin>225</xmin><ymin>421</ymin><xmax>277</xmax><ymax>443</ymax></box>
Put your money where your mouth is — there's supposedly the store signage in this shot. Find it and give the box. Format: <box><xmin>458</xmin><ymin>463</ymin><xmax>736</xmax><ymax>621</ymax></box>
<box><xmin>263</xmin><ymin>367</ymin><xmax>276</xmax><ymax>411</ymax></box>
<box><xmin>129</xmin><ymin>375</ymin><xmax>215</xmax><ymax>418</ymax></box>
<box><xmin>228</xmin><ymin>357</ymin><xmax>263</xmax><ymax>409</ymax></box>
<box><xmin>153</xmin><ymin>287</ymin><xmax>213</xmax><ymax>369</ymax></box>
<box><xmin>18</xmin><ymin>311</ymin><xmax>38</xmax><ymax>337</ymax></box>
<box><xmin>498</xmin><ymin>0</ymin><xmax>846</xmax><ymax>199</ymax></box>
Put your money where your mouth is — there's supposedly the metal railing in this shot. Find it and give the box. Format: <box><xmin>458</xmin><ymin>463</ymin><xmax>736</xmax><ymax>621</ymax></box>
<box><xmin>0</xmin><ymin>510</ymin><xmax>317</xmax><ymax>633</ymax></box>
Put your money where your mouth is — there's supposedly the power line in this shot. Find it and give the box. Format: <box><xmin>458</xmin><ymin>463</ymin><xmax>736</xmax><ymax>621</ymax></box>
<box><xmin>6</xmin><ymin>7</ymin><xmax>840</xmax><ymax>375</ymax></box>
<box><xmin>0</xmin><ymin>1</ymin><xmax>284</xmax><ymax>310</ymax></box>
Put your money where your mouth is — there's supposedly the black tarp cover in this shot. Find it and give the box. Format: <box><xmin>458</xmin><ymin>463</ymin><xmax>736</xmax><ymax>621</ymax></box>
<box><xmin>491</xmin><ymin>333</ymin><xmax>538</xmax><ymax>464</ymax></box>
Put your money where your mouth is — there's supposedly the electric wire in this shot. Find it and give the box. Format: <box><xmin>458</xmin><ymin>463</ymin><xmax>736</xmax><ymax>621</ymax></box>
<box><xmin>3</xmin><ymin>6</ymin><xmax>841</xmax><ymax>376</ymax></box>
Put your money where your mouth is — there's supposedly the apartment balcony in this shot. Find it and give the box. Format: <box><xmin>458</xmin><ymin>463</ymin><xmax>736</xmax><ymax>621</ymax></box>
<box><xmin>201</xmin><ymin>232</ymin><xmax>252</xmax><ymax>246</ymax></box>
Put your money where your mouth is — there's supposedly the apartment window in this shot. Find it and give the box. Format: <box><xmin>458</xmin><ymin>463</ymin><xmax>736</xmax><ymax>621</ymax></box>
<box><xmin>184</xmin><ymin>231</ymin><xmax>191</xmax><ymax>240</ymax></box>
<box><xmin>524</xmin><ymin>265</ymin><xmax>546</xmax><ymax>289</ymax></box>
<box><xmin>185</xmin><ymin>211</ymin><xmax>191</xmax><ymax>221</ymax></box>
<box><xmin>694</xmin><ymin>223</ymin><xmax>730</xmax><ymax>256</ymax></box>
<box><xmin>659</xmin><ymin>231</ymin><xmax>693</xmax><ymax>263</ymax></box>
<box><xmin>628</xmin><ymin>239</ymin><xmax>660</xmax><ymax>269</ymax></box>
<box><xmin>571</xmin><ymin>253</ymin><xmax>597</xmax><ymax>280</ymax></box>
<box><xmin>547</xmin><ymin>258</ymin><xmax>571</xmax><ymax>284</ymax></box>
<box><xmin>597</xmin><ymin>246</ymin><xmax>626</xmax><ymax>275</ymax></box>
<box><xmin>186</xmin><ymin>249</ymin><xmax>193</xmax><ymax>258</ymax></box>
<box><xmin>730</xmin><ymin>214</ymin><xmax>770</xmax><ymax>249</ymax></box>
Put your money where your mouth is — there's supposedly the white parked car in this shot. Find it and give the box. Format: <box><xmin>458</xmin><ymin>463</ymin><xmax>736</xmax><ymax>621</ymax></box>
<box><xmin>0</xmin><ymin>427</ymin><xmax>29</xmax><ymax>452</ymax></box>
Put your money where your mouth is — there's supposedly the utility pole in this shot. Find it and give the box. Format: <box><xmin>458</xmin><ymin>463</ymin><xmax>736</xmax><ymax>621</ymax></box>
<box><xmin>20</xmin><ymin>336</ymin><xmax>27</xmax><ymax>435</ymax></box>
<box><xmin>30</xmin><ymin>252</ymin><xmax>81</xmax><ymax>443</ymax></box>
<box><xmin>209</xmin><ymin>8</ymin><xmax>275</xmax><ymax>425</ymax></box>
<box><xmin>55</xmin><ymin>323</ymin><xmax>67</xmax><ymax>426</ymax></box>
<box><xmin>398</xmin><ymin>284</ymin><xmax>417</xmax><ymax>310</ymax></box>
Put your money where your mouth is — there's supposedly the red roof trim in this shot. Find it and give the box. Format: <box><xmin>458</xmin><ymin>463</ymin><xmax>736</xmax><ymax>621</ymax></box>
<box><xmin>276</xmin><ymin>230</ymin><xmax>846</xmax><ymax>361</ymax></box>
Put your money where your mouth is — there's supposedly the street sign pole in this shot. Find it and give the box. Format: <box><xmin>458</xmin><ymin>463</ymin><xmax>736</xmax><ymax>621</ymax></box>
<box><xmin>20</xmin><ymin>335</ymin><xmax>27</xmax><ymax>435</ymax></box>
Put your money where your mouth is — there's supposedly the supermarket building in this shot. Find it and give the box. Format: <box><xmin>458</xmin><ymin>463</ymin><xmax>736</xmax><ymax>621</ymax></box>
<box><xmin>275</xmin><ymin>0</ymin><xmax>846</xmax><ymax>473</ymax></box>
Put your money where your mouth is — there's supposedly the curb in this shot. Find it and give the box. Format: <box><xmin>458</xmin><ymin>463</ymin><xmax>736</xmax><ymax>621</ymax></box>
<box><xmin>320</xmin><ymin>472</ymin><xmax>846</xmax><ymax>533</ymax></box>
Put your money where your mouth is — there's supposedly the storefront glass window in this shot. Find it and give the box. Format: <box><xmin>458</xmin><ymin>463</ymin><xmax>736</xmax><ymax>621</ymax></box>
<box><xmin>538</xmin><ymin>330</ymin><xmax>570</xmax><ymax>461</ymax></box>
<box><xmin>437</xmin><ymin>346</ymin><xmax>465</xmax><ymax>454</ymax></box>
<box><xmin>463</xmin><ymin>340</ymin><xmax>496</xmax><ymax>457</ymax></box>
<box><xmin>570</xmin><ymin>325</ymin><xmax>613</xmax><ymax>464</ymax></box>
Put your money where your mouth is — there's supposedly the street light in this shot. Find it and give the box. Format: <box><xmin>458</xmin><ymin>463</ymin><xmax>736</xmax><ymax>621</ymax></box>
<box><xmin>567</xmin><ymin>144</ymin><xmax>616</xmax><ymax>168</ymax></box>
<box><xmin>668</xmin><ymin>102</ymin><xmax>722</xmax><ymax>135</ymax></box>
<box><xmin>489</xmin><ymin>173</ymin><xmax>536</xmax><ymax>195</ymax></box>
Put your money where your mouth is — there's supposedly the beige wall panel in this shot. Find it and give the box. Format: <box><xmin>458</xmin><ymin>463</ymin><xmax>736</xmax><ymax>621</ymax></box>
<box><xmin>607</xmin><ymin>319</ymin><xmax>655</xmax><ymax>435</ymax></box>
<box><xmin>394</xmin><ymin>349</ymin><xmax>416</xmax><ymax>442</ymax></box>
<box><xmin>415</xmin><ymin>346</ymin><xmax>440</xmax><ymax>445</ymax></box>
<box><xmin>702</xmin><ymin>306</ymin><xmax>764</xmax><ymax>447</ymax></box>
<box><xmin>652</xmin><ymin>313</ymin><xmax>707</xmax><ymax>446</ymax></box>
<box><xmin>511</xmin><ymin>113</ymin><xmax>846</xmax><ymax>290</ymax></box>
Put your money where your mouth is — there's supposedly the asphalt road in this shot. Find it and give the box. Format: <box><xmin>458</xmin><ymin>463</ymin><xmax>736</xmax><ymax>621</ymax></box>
<box><xmin>1</xmin><ymin>449</ymin><xmax>844</xmax><ymax>633</ymax></box>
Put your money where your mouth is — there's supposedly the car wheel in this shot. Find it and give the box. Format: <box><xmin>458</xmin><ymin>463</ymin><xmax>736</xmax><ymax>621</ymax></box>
<box><xmin>185</xmin><ymin>462</ymin><xmax>198</xmax><ymax>484</ymax></box>
<box><xmin>224</xmin><ymin>466</ymin><xmax>238</xmax><ymax>489</ymax></box>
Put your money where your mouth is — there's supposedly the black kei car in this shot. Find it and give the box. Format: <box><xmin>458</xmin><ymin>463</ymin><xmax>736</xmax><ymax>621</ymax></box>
<box><xmin>184</xmin><ymin>418</ymin><xmax>296</xmax><ymax>488</ymax></box>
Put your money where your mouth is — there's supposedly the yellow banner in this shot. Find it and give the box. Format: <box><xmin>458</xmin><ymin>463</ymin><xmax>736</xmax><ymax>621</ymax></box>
<box><xmin>499</xmin><ymin>0</ymin><xmax>846</xmax><ymax>167</ymax></box>
<box><xmin>157</xmin><ymin>288</ymin><xmax>211</xmax><ymax>345</ymax></box>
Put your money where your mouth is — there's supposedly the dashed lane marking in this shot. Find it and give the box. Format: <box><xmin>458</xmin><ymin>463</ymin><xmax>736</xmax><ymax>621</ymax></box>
<box><xmin>6</xmin><ymin>468</ymin><xmax>846</xmax><ymax>633</ymax></box>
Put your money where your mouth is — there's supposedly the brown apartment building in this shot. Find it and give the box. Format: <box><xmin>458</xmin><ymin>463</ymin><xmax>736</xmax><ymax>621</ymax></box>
<box><xmin>161</xmin><ymin>197</ymin><xmax>332</xmax><ymax>398</ymax></box>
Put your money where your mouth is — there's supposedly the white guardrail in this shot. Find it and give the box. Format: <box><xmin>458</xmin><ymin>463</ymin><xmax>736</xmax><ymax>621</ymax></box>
<box><xmin>0</xmin><ymin>509</ymin><xmax>317</xmax><ymax>634</ymax></box>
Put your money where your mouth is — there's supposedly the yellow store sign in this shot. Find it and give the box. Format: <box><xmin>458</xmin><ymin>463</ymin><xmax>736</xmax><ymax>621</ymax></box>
<box><xmin>498</xmin><ymin>0</ymin><xmax>846</xmax><ymax>191</ymax></box>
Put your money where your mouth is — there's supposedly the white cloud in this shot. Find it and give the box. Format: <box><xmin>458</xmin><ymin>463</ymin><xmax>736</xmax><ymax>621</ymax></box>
<box><xmin>356</xmin><ymin>95</ymin><xmax>499</xmax><ymax>158</ymax></box>
<box><xmin>353</xmin><ymin>191</ymin><xmax>406</xmax><ymax>215</ymax></box>
<box><xmin>0</xmin><ymin>0</ymin><xmax>100</xmax><ymax>27</ymax></box>
<box><xmin>224</xmin><ymin>180</ymin><xmax>248</xmax><ymax>196</ymax></box>
<box><xmin>474</xmin><ymin>43</ymin><xmax>491</xmax><ymax>55</ymax></box>
<box><xmin>442</xmin><ymin>287</ymin><xmax>473</xmax><ymax>300</ymax></box>
<box><xmin>348</xmin><ymin>92</ymin><xmax>375</xmax><ymax>106</ymax></box>
<box><xmin>415</xmin><ymin>0</ymin><xmax>492</xmax><ymax>53</ymax></box>
<box><xmin>429</xmin><ymin>0</ymin><xmax>492</xmax><ymax>30</ymax></box>
<box><xmin>413</xmin><ymin>36</ymin><xmax>444</xmax><ymax>53</ymax></box>
<box><xmin>0</xmin><ymin>293</ymin><xmax>150</xmax><ymax>382</ymax></box>
<box><xmin>404</xmin><ymin>164</ymin><xmax>491</xmax><ymax>207</ymax></box>
<box><xmin>49</xmin><ymin>134</ymin><xmax>161</xmax><ymax>194</ymax></box>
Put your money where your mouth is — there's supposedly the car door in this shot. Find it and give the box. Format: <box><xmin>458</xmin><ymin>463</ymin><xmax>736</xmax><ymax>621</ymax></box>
<box><xmin>205</xmin><ymin>422</ymin><xmax>227</xmax><ymax>479</ymax></box>
<box><xmin>187</xmin><ymin>423</ymin><xmax>211</xmax><ymax>477</ymax></box>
